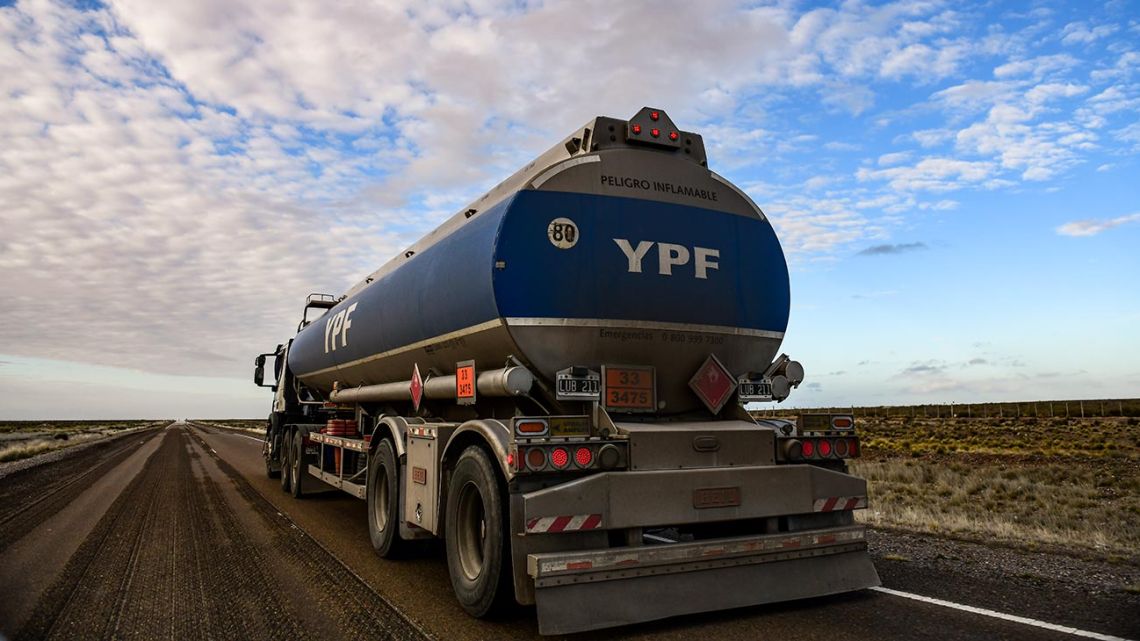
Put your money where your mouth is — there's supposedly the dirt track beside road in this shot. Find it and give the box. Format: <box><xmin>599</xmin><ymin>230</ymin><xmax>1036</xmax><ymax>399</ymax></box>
<box><xmin>1</xmin><ymin>424</ymin><xmax>425</xmax><ymax>641</ymax></box>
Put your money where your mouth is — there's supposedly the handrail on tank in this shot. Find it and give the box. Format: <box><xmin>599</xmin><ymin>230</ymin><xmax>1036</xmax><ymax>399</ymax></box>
<box><xmin>305</xmin><ymin>293</ymin><xmax>338</xmax><ymax>308</ymax></box>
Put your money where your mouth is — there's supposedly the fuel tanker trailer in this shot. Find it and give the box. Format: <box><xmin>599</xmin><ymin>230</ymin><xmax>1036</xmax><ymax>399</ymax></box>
<box><xmin>253</xmin><ymin>107</ymin><xmax>879</xmax><ymax>634</ymax></box>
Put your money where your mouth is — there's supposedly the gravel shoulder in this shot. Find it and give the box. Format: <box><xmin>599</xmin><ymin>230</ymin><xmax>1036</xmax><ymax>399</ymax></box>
<box><xmin>868</xmin><ymin>528</ymin><xmax>1140</xmax><ymax>638</ymax></box>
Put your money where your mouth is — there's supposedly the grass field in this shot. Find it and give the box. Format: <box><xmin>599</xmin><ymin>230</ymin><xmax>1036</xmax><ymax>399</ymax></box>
<box><xmin>0</xmin><ymin>420</ymin><xmax>164</xmax><ymax>463</ymax></box>
<box><xmin>846</xmin><ymin>415</ymin><xmax>1139</xmax><ymax>559</ymax></box>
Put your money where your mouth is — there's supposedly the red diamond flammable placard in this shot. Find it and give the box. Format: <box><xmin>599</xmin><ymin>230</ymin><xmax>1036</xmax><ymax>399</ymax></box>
<box><xmin>410</xmin><ymin>363</ymin><xmax>424</xmax><ymax>411</ymax></box>
<box><xmin>689</xmin><ymin>354</ymin><xmax>735</xmax><ymax>415</ymax></box>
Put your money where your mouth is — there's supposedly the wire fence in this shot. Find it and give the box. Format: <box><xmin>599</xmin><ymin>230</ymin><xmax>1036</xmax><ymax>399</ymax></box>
<box><xmin>751</xmin><ymin>398</ymin><xmax>1140</xmax><ymax>419</ymax></box>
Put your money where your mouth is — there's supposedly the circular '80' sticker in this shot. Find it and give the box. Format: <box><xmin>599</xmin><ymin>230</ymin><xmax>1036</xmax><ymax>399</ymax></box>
<box><xmin>547</xmin><ymin>217</ymin><xmax>579</xmax><ymax>249</ymax></box>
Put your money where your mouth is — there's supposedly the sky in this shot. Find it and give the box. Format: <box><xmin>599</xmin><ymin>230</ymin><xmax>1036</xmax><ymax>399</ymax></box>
<box><xmin>1</xmin><ymin>0</ymin><xmax>1138</xmax><ymax>419</ymax></box>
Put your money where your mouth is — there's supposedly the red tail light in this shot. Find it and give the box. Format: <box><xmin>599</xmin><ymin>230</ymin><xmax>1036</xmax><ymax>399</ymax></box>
<box><xmin>550</xmin><ymin>447</ymin><xmax>570</xmax><ymax>469</ymax></box>
<box><xmin>574</xmin><ymin>447</ymin><xmax>593</xmax><ymax>468</ymax></box>
<box><xmin>631</xmin><ymin>124</ymin><xmax>642</xmax><ymax>134</ymax></box>
<box><xmin>818</xmin><ymin>439</ymin><xmax>833</xmax><ymax>457</ymax></box>
<box><xmin>834</xmin><ymin>439</ymin><xmax>849</xmax><ymax>457</ymax></box>
<box><xmin>849</xmin><ymin>439</ymin><xmax>860</xmax><ymax>457</ymax></box>
<box><xmin>801</xmin><ymin>440</ymin><xmax>815</xmax><ymax>457</ymax></box>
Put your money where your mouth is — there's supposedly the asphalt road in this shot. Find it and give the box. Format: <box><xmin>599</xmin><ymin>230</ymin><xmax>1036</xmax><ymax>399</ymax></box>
<box><xmin>0</xmin><ymin>421</ymin><xmax>1135</xmax><ymax>641</ymax></box>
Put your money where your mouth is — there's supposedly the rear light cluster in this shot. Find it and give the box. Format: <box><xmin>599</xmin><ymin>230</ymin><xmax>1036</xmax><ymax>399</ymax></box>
<box><xmin>785</xmin><ymin>437</ymin><xmax>859</xmax><ymax>461</ymax></box>
<box><xmin>630</xmin><ymin>112</ymin><xmax>676</xmax><ymax>141</ymax></box>
<box><xmin>515</xmin><ymin>443</ymin><xmax>625</xmax><ymax>473</ymax></box>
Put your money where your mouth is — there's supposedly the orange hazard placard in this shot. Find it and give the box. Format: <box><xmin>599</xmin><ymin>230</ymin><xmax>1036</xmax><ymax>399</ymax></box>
<box><xmin>456</xmin><ymin>360</ymin><xmax>476</xmax><ymax>406</ymax></box>
<box><xmin>602</xmin><ymin>365</ymin><xmax>655</xmax><ymax>412</ymax></box>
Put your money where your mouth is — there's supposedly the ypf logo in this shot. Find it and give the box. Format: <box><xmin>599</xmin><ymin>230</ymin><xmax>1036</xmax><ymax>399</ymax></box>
<box><xmin>323</xmin><ymin>302</ymin><xmax>358</xmax><ymax>354</ymax></box>
<box><xmin>613</xmin><ymin>239</ymin><xmax>720</xmax><ymax>279</ymax></box>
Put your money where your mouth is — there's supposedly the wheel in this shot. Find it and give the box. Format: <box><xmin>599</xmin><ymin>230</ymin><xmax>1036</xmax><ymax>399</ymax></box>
<box><xmin>265</xmin><ymin>452</ymin><xmax>280</xmax><ymax>479</ymax></box>
<box><xmin>280</xmin><ymin>431</ymin><xmax>293</xmax><ymax>492</ymax></box>
<box><xmin>266</xmin><ymin>415</ymin><xmax>282</xmax><ymax>479</ymax></box>
<box><xmin>367</xmin><ymin>439</ymin><xmax>405</xmax><ymax>557</ymax></box>
<box><xmin>290</xmin><ymin>430</ymin><xmax>306</xmax><ymax>499</ymax></box>
<box><xmin>445</xmin><ymin>446</ymin><xmax>511</xmax><ymax>617</ymax></box>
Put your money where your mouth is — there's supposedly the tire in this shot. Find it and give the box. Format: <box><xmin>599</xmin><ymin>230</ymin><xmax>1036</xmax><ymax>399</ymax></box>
<box><xmin>266</xmin><ymin>454</ymin><xmax>280</xmax><ymax>479</ymax></box>
<box><xmin>266</xmin><ymin>415</ymin><xmax>282</xmax><ymax>479</ymax></box>
<box><xmin>290</xmin><ymin>430</ymin><xmax>306</xmax><ymax>499</ymax></box>
<box><xmin>280</xmin><ymin>431</ymin><xmax>293</xmax><ymax>493</ymax></box>
<box><xmin>445</xmin><ymin>446</ymin><xmax>511</xmax><ymax>617</ymax></box>
<box><xmin>367</xmin><ymin>439</ymin><xmax>404</xmax><ymax>558</ymax></box>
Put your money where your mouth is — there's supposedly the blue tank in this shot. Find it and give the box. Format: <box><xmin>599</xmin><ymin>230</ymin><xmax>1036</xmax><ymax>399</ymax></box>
<box><xmin>288</xmin><ymin>111</ymin><xmax>790</xmax><ymax>413</ymax></box>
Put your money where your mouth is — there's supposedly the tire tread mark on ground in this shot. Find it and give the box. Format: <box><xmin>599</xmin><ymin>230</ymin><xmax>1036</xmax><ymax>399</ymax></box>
<box><xmin>0</xmin><ymin>429</ymin><xmax>162</xmax><ymax>553</ymax></box>
<box><xmin>15</xmin><ymin>429</ymin><xmax>304</xmax><ymax>640</ymax></box>
<box><xmin>186</xmin><ymin>427</ymin><xmax>432</xmax><ymax>641</ymax></box>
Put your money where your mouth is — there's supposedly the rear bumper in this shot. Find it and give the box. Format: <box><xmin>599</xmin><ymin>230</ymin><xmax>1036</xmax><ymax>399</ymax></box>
<box><xmin>527</xmin><ymin>525</ymin><xmax>879</xmax><ymax>635</ymax></box>
<box><xmin>520</xmin><ymin>463</ymin><xmax>869</xmax><ymax>532</ymax></box>
<box><xmin>528</xmin><ymin>525</ymin><xmax>867</xmax><ymax>584</ymax></box>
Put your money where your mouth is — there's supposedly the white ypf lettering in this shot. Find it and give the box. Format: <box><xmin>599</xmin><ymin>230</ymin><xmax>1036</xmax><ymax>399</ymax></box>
<box><xmin>612</xmin><ymin>239</ymin><xmax>654</xmax><ymax>273</ymax></box>
<box><xmin>656</xmin><ymin>242</ymin><xmax>690</xmax><ymax>276</ymax></box>
<box><xmin>694</xmin><ymin>247</ymin><xmax>720</xmax><ymax>279</ymax></box>
<box><xmin>613</xmin><ymin>239</ymin><xmax>721</xmax><ymax>279</ymax></box>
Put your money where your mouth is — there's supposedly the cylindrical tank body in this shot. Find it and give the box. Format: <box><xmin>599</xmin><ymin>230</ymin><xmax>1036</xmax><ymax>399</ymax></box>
<box><xmin>288</xmin><ymin>118</ymin><xmax>790</xmax><ymax>414</ymax></box>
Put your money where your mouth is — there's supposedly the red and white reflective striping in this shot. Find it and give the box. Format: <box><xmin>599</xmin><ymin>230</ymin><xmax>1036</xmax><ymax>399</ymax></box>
<box><xmin>813</xmin><ymin>496</ymin><xmax>868</xmax><ymax>512</ymax></box>
<box><xmin>526</xmin><ymin>513</ymin><xmax>603</xmax><ymax>533</ymax></box>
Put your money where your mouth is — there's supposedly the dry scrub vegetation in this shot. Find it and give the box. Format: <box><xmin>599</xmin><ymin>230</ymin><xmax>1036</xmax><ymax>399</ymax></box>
<box><xmin>0</xmin><ymin>420</ymin><xmax>164</xmax><ymax>463</ymax></box>
<box><xmin>196</xmin><ymin>419</ymin><xmax>265</xmax><ymax>434</ymax></box>
<box><xmin>848</xmin><ymin>415</ymin><xmax>1140</xmax><ymax>559</ymax></box>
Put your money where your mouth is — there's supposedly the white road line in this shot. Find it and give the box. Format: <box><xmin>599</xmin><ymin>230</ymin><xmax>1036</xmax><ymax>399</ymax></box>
<box><xmin>871</xmin><ymin>587</ymin><xmax>1133</xmax><ymax>641</ymax></box>
<box><xmin>226</xmin><ymin>433</ymin><xmax>263</xmax><ymax>442</ymax></box>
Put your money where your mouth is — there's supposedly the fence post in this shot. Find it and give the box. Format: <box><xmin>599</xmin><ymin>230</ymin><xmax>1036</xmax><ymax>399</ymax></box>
<box><xmin>1080</xmin><ymin>400</ymin><xmax>1085</xmax><ymax>418</ymax></box>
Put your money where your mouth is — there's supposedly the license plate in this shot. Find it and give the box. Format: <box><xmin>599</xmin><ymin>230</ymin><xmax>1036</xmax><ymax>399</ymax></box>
<box><xmin>737</xmin><ymin>378</ymin><xmax>773</xmax><ymax>402</ymax></box>
<box><xmin>693</xmin><ymin>486</ymin><xmax>741</xmax><ymax>509</ymax></box>
<box><xmin>555</xmin><ymin>367</ymin><xmax>600</xmax><ymax>401</ymax></box>
<box><xmin>602</xmin><ymin>365</ymin><xmax>656</xmax><ymax>412</ymax></box>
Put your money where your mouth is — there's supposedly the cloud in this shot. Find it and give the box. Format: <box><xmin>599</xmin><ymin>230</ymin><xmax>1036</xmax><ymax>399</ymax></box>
<box><xmin>993</xmin><ymin>54</ymin><xmax>1079</xmax><ymax>79</ymax></box>
<box><xmin>967</xmin><ymin>358</ymin><xmax>988</xmax><ymax>366</ymax></box>
<box><xmin>856</xmin><ymin>157</ymin><xmax>997</xmax><ymax>191</ymax></box>
<box><xmin>0</xmin><ymin>0</ymin><xmax>1136</xmax><ymax>408</ymax></box>
<box><xmin>1060</xmin><ymin>22</ymin><xmax>1118</xmax><ymax>45</ymax></box>
<box><xmin>902</xmin><ymin>362</ymin><xmax>947</xmax><ymax>375</ymax></box>
<box><xmin>1056</xmin><ymin>212</ymin><xmax>1140</xmax><ymax>237</ymax></box>
<box><xmin>878</xmin><ymin>151</ymin><xmax>912</xmax><ymax>166</ymax></box>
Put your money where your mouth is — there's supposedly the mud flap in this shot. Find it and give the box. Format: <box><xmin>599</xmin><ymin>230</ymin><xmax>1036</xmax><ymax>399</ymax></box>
<box><xmin>533</xmin><ymin>549</ymin><xmax>879</xmax><ymax>635</ymax></box>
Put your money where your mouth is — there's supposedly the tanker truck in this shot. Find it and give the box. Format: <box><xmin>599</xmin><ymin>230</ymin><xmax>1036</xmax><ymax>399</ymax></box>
<box><xmin>253</xmin><ymin>107</ymin><xmax>879</xmax><ymax>635</ymax></box>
